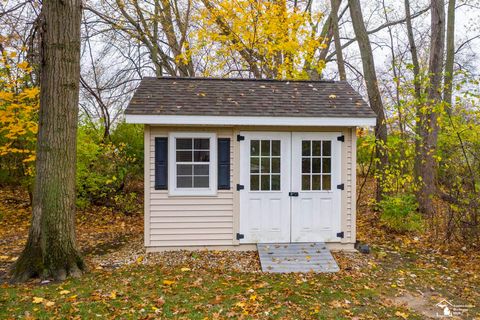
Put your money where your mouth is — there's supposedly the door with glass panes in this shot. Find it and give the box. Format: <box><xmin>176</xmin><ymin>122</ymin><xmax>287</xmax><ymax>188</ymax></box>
<box><xmin>239</xmin><ymin>132</ymin><xmax>342</xmax><ymax>243</ymax></box>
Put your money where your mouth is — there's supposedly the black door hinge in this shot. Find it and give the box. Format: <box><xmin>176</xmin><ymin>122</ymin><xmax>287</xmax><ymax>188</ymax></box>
<box><xmin>337</xmin><ymin>183</ymin><xmax>344</xmax><ymax>190</ymax></box>
<box><xmin>237</xmin><ymin>134</ymin><xmax>245</xmax><ymax>141</ymax></box>
<box><xmin>336</xmin><ymin>231</ymin><xmax>345</xmax><ymax>238</ymax></box>
<box><xmin>289</xmin><ymin>192</ymin><xmax>299</xmax><ymax>197</ymax></box>
<box><xmin>337</xmin><ymin>135</ymin><xmax>345</xmax><ymax>142</ymax></box>
<box><xmin>236</xmin><ymin>233</ymin><xmax>245</xmax><ymax>240</ymax></box>
<box><xmin>236</xmin><ymin>184</ymin><xmax>244</xmax><ymax>191</ymax></box>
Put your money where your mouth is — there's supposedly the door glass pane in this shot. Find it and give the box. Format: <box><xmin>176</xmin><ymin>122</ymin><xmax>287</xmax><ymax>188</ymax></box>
<box><xmin>302</xmin><ymin>175</ymin><xmax>310</xmax><ymax>190</ymax></box>
<box><xmin>322</xmin><ymin>175</ymin><xmax>331</xmax><ymax>190</ymax></box>
<box><xmin>272</xmin><ymin>140</ymin><xmax>280</xmax><ymax>156</ymax></box>
<box><xmin>302</xmin><ymin>141</ymin><xmax>310</xmax><ymax>156</ymax></box>
<box><xmin>261</xmin><ymin>158</ymin><xmax>270</xmax><ymax>173</ymax></box>
<box><xmin>323</xmin><ymin>141</ymin><xmax>331</xmax><ymax>156</ymax></box>
<box><xmin>250</xmin><ymin>157</ymin><xmax>259</xmax><ymax>173</ymax></box>
<box><xmin>312</xmin><ymin>158</ymin><xmax>321</xmax><ymax>173</ymax></box>
<box><xmin>251</xmin><ymin>140</ymin><xmax>259</xmax><ymax>156</ymax></box>
<box><xmin>261</xmin><ymin>175</ymin><xmax>270</xmax><ymax>190</ymax></box>
<box><xmin>322</xmin><ymin>158</ymin><xmax>331</xmax><ymax>174</ymax></box>
<box><xmin>312</xmin><ymin>175</ymin><xmax>321</xmax><ymax>190</ymax></box>
<box><xmin>312</xmin><ymin>141</ymin><xmax>321</xmax><ymax>156</ymax></box>
<box><xmin>302</xmin><ymin>158</ymin><xmax>310</xmax><ymax>174</ymax></box>
<box><xmin>250</xmin><ymin>175</ymin><xmax>259</xmax><ymax>191</ymax></box>
<box><xmin>271</xmin><ymin>158</ymin><xmax>280</xmax><ymax>173</ymax></box>
<box><xmin>271</xmin><ymin>175</ymin><xmax>280</xmax><ymax>190</ymax></box>
<box><xmin>261</xmin><ymin>140</ymin><xmax>270</xmax><ymax>156</ymax></box>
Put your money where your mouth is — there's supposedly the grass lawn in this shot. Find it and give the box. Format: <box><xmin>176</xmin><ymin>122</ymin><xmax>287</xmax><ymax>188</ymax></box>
<box><xmin>1</xmin><ymin>187</ymin><xmax>479</xmax><ymax>319</ymax></box>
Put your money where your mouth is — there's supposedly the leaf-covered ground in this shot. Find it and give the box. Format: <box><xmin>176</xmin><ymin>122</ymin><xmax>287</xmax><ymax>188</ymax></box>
<box><xmin>1</xmin><ymin>186</ymin><xmax>479</xmax><ymax>319</ymax></box>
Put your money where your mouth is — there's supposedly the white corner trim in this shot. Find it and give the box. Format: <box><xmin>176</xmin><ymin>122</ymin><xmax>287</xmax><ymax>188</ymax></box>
<box><xmin>125</xmin><ymin>114</ymin><xmax>376</xmax><ymax>127</ymax></box>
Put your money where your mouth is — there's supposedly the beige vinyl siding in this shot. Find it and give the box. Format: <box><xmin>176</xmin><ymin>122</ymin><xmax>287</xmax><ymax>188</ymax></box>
<box><xmin>342</xmin><ymin>127</ymin><xmax>356</xmax><ymax>243</ymax></box>
<box><xmin>147</xmin><ymin>126</ymin><xmax>235</xmax><ymax>247</ymax></box>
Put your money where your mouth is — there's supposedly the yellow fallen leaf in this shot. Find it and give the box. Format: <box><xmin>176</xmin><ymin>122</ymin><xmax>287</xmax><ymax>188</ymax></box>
<box><xmin>249</xmin><ymin>294</ymin><xmax>257</xmax><ymax>301</ymax></box>
<box><xmin>235</xmin><ymin>301</ymin><xmax>246</xmax><ymax>308</ymax></box>
<box><xmin>395</xmin><ymin>311</ymin><xmax>409</xmax><ymax>319</ymax></box>
<box><xmin>0</xmin><ymin>256</ymin><xmax>9</xmax><ymax>260</ymax></box>
<box><xmin>306</xmin><ymin>255</ymin><xmax>311</xmax><ymax>261</ymax></box>
<box><xmin>45</xmin><ymin>301</ymin><xmax>55</xmax><ymax>307</ymax></box>
<box><xmin>163</xmin><ymin>280</ymin><xmax>175</xmax><ymax>286</ymax></box>
<box><xmin>180</xmin><ymin>267</ymin><xmax>191</xmax><ymax>272</ymax></box>
<box><xmin>109</xmin><ymin>291</ymin><xmax>117</xmax><ymax>299</ymax></box>
<box><xmin>32</xmin><ymin>297</ymin><xmax>44</xmax><ymax>304</ymax></box>
<box><xmin>59</xmin><ymin>290</ymin><xmax>70</xmax><ymax>295</ymax></box>
<box><xmin>136</xmin><ymin>256</ymin><xmax>144</xmax><ymax>263</ymax></box>
<box><xmin>329</xmin><ymin>94</ymin><xmax>337</xmax><ymax>99</ymax></box>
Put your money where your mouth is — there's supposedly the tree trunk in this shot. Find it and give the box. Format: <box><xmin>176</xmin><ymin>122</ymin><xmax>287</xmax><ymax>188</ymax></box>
<box><xmin>331</xmin><ymin>0</ymin><xmax>346</xmax><ymax>80</ymax></box>
<box><xmin>11</xmin><ymin>0</ymin><xmax>84</xmax><ymax>282</ymax></box>
<box><xmin>444</xmin><ymin>0</ymin><xmax>455</xmax><ymax>106</ymax></box>
<box><xmin>417</xmin><ymin>0</ymin><xmax>445</xmax><ymax>215</ymax></box>
<box><xmin>348</xmin><ymin>0</ymin><xmax>388</xmax><ymax>201</ymax></box>
<box><xmin>404</xmin><ymin>0</ymin><xmax>424</xmax><ymax>184</ymax></box>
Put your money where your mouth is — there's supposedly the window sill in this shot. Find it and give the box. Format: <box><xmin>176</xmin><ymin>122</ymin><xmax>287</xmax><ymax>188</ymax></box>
<box><xmin>168</xmin><ymin>189</ymin><xmax>218</xmax><ymax>197</ymax></box>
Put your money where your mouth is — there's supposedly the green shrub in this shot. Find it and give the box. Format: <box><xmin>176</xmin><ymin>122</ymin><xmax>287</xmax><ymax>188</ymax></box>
<box><xmin>377</xmin><ymin>194</ymin><xmax>423</xmax><ymax>233</ymax></box>
<box><xmin>76</xmin><ymin>121</ymin><xmax>143</xmax><ymax>212</ymax></box>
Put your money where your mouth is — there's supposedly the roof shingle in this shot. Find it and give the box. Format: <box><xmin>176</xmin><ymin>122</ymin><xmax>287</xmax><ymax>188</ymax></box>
<box><xmin>125</xmin><ymin>77</ymin><xmax>376</xmax><ymax>118</ymax></box>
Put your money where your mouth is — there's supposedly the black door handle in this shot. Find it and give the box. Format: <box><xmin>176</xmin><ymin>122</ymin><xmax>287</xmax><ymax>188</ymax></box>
<box><xmin>289</xmin><ymin>192</ymin><xmax>299</xmax><ymax>197</ymax></box>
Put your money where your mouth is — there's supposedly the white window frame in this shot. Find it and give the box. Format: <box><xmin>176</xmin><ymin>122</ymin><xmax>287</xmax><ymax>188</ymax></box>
<box><xmin>168</xmin><ymin>132</ymin><xmax>217</xmax><ymax>196</ymax></box>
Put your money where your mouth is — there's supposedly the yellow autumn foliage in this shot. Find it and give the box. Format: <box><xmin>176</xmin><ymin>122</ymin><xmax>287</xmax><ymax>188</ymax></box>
<box><xmin>187</xmin><ymin>0</ymin><xmax>326</xmax><ymax>79</ymax></box>
<box><xmin>0</xmin><ymin>51</ymin><xmax>39</xmax><ymax>172</ymax></box>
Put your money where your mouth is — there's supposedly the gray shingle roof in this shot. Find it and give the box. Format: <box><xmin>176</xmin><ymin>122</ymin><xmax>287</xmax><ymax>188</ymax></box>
<box><xmin>125</xmin><ymin>77</ymin><xmax>376</xmax><ymax>118</ymax></box>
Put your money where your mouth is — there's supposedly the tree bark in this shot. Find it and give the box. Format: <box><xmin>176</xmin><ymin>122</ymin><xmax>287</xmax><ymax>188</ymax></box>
<box><xmin>11</xmin><ymin>0</ymin><xmax>84</xmax><ymax>282</ymax></box>
<box><xmin>417</xmin><ymin>0</ymin><xmax>445</xmax><ymax>215</ymax></box>
<box><xmin>444</xmin><ymin>0</ymin><xmax>455</xmax><ymax>106</ymax></box>
<box><xmin>348</xmin><ymin>0</ymin><xmax>388</xmax><ymax>201</ymax></box>
<box><xmin>330</xmin><ymin>0</ymin><xmax>346</xmax><ymax>80</ymax></box>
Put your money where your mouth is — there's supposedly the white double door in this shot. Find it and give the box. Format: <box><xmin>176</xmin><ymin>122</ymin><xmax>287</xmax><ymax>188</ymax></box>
<box><xmin>239</xmin><ymin>132</ymin><xmax>342</xmax><ymax>243</ymax></box>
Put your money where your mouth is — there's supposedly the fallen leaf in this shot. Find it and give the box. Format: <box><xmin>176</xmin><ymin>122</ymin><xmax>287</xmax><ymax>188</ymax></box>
<box><xmin>156</xmin><ymin>297</ymin><xmax>165</xmax><ymax>307</ymax></box>
<box><xmin>395</xmin><ymin>311</ymin><xmax>409</xmax><ymax>319</ymax></box>
<box><xmin>180</xmin><ymin>267</ymin><xmax>191</xmax><ymax>272</ymax></box>
<box><xmin>110</xmin><ymin>291</ymin><xmax>117</xmax><ymax>299</ymax></box>
<box><xmin>32</xmin><ymin>297</ymin><xmax>44</xmax><ymax>304</ymax></box>
<box><xmin>45</xmin><ymin>301</ymin><xmax>55</xmax><ymax>307</ymax></box>
<box><xmin>59</xmin><ymin>290</ymin><xmax>70</xmax><ymax>295</ymax></box>
<box><xmin>163</xmin><ymin>280</ymin><xmax>175</xmax><ymax>286</ymax></box>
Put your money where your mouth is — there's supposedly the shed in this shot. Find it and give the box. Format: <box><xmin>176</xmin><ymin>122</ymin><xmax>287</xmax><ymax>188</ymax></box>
<box><xmin>125</xmin><ymin>77</ymin><xmax>376</xmax><ymax>251</ymax></box>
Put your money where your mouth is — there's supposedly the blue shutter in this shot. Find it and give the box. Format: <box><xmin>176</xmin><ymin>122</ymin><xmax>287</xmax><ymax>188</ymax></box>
<box><xmin>217</xmin><ymin>138</ymin><xmax>231</xmax><ymax>190</ymax></box>
<box><xmin>154</xmin><ymin>137</ymin><xmax>168</xmax><ymax>190</ymax></box>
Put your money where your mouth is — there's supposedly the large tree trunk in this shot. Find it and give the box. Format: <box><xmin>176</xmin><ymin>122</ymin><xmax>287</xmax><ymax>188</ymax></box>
<box><xmin>416</xmin><ymin>0</ymin><xmax>445</xmax><ymax>215</ymax></box>
<box><xmin>331</xmin><ymin>0</ymin><xmax>346</xmax><ymax>80</ymax></box>
<box><xmin>11</xmin><ymin>0</ymin><xmax>84</xmax><ymax>282</ymax></box>
<box><xmin>444</xmin><ymin>0</ymin><xmax>455</xmax><ymax>106</ymax></box>
<box><xmin>348</xmin><ymin>0</ymin><xmax>388</xmax><ymax>201</ymax></box>
<box><xmin>404</xmin><ymin>0</ymin><xmax>424</xmax><ymax>184</ymax></box>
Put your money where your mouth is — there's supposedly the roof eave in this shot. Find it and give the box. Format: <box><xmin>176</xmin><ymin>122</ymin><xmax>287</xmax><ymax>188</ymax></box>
<box><xmin>125</xmin><ymin>114</ymin><xmax>377</xmax><ymax>127</ymax></box>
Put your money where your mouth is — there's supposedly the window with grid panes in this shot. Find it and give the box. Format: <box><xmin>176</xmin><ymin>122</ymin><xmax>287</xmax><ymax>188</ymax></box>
<box><xmin>301</xmin><ymin>140</ymin><xmax>332</xmax><ymax>191</ymax></box>
<box><xmin>249</xmin><ymin>140</ymin><xmax>281</xmax><ymax>191</ymax></box>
